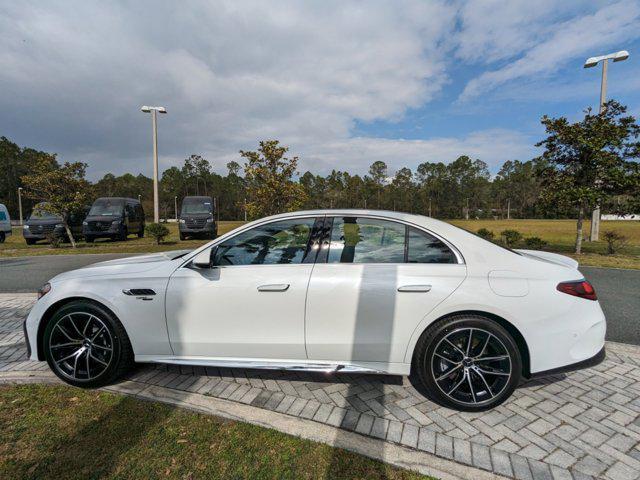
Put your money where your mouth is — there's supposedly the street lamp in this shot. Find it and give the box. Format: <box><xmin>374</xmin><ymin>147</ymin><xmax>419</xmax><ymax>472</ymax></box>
<box><xmin>583</xmin><ymin>50</ymin><xmax>629</xmax><ymax>241</ymax></box>
<box><xmin>141</xmin><ymin>105</ymin><xmax>167</xmax><ymax>223</ymax></box>
<box><xmin>17</xmin><ymin>187</ymin><xmax>23</xmax><ymax>226</ymax></box>
<box><xmin>174</xmin><ymin>196</ymin><xmax>178</xmax><ymax>221</ymax></box>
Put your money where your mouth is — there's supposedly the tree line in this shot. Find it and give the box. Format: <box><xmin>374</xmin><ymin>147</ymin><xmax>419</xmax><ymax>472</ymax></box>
<box><xmin>1</xmin><ymin>100</ymin><xmax>638</xmax><ymax>253</ymax></box>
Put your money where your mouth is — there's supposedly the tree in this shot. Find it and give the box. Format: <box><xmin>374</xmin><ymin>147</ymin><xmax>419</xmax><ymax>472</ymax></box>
<box><xmin>536</xmin><ymin>100</ymin><xmax>640</xmax><ymax>253</ymax></box>
<box><xmin>145</xmin><ymin>222</ymin><xmax>170</xmax><ymax>245</ymax></box>
<box><xmin>241</xmin><ymin>140</ymin><xmax>307</xmax><ymax>218</ymax></box>
<box><xmin>21</xmin><ymin>161</ymin><xmax>91</xmax><ymax>247</ymax></box>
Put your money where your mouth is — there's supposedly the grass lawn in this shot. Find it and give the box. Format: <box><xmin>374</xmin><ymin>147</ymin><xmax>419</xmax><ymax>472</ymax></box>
<box><xmin>0</xmin><ymin>384</ymin><xmax>431</xmax><ymax>480</ymax></box>
<box><xmin>1</xmin><ymin>217</ymin><xmax>638</xmax><ymax>269</ymax></box>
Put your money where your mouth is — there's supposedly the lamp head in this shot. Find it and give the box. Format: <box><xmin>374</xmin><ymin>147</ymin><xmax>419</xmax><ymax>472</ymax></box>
<box><xmin>584</xmin><ymin>57</ymin><xmax>599</xmax><ymax>68</ymax></box>
<box><xmin>613</xmin><ymin>50</ymin><xmax>629</xmax><ymax>62</ymax></box>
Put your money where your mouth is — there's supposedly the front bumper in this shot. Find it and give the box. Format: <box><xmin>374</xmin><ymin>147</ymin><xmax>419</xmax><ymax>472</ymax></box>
<box><xmin>83</xmin><ymin>225</ymin><xmax>122</xmax><ymax>237</ymax></box>
<box><xmin>179</xmin><ymin>223</ymin><xmax>216</xmax><ymax>234</ymax></box>
<box><xmin>23</xmin><ymin>226</ymin><xmax>66</xmax><ymax>240</ymax></box>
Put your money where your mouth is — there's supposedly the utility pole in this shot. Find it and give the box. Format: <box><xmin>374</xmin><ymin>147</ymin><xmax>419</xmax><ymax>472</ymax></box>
<box><xmin>244</xmin><ymin>198</ymin><xmax>247</xmax><ymax>222</ymax></box>
<box><xmin>17</xmin><ymin>187</ymin><xmax>23</xmax><ymax>225</ymax></box>
<box><xmin>507</xmin><ymin>198</ymin><xmax>511</xmax><ymax>220</ymax></box>
<box><xmin>583</xmin><ymin>50</ymin><xmax>629</xmax><ymax>241</ymax></box>
<box><xmin>141</xmin><ymin>105</ymin><xmax>167</xmax><ymax>223</ymax></box>
<box><xmin>174</xmin><ymin>196</ymin><xmax>178</xmax><ymax>221</ymax></box>
<box><xmin>428</xmin><ymin>197</ymin><xmax>432</xmax><ymax>217</ymax></box>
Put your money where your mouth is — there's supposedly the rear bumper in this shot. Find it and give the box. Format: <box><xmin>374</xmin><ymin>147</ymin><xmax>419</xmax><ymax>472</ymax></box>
<box><xmin>529</xmin><ymin>346</ymin><xmax>605</xmax><ymax>378</ymax></box>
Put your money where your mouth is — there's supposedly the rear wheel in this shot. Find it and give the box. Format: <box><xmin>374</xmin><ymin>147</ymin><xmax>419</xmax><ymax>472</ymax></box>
<box><xmin>43</xmin><ymin>300</ymin><xmax>133</xmax><ymax>388</ymax></box>
<box><xmin>138</xmin><ymin>225</ymin><xmax>144</xmax><ymax>238</ymax></box>
<box><xmin>85</xmin><ymin>236</ymin><xmax>94</xmax><ymax>243</ymax></box>
<box><xmin>25</xmin><ymin>238</ymin><xmax>36</xmax><ymax>245</ymax></box>
<box><xmin>0</xmin><ymin>232</ymin><xmax>4</xmax><ymax>243</ymax></box>
<box><xmin>413</xmin><ymin>315</ymin><xmax>521</xmax><ymax>411</ymax></box>
<box><xmin>119</xmin><ymin>227</ymin><xmax>128</xmax><ymax>241</ymax></box>
<box><xmin>179</xmin><ymin>232</ymin><xmax>186</xmax><ymax>241</ymax></box>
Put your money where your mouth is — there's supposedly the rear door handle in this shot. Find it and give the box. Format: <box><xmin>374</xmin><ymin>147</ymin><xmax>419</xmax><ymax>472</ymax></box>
<box><xmin>257</xmin><ymin>284</ymin><xmax>290</xmax><ymax>292</ymax></box>
<box><xmin>397</xmin><ymin>285</ymin><xmax>432</xmax><ymax>293</ymax></box>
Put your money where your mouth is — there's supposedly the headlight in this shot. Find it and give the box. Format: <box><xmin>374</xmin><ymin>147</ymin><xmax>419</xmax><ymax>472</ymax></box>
<box><xmin>55</xmin><ymin>224</ymin><xmax>64</xmax><ymax>228</ymax></box>
<box><xmin>37</xmin><ymin>282</ymin><xmax>51</xmax><ymax>300</ymax></box>
<box><xmin>111</xmin><ymin>220</ymin><xmax>121</xmax><ymax>225</ymax></box>
<box><xmin>23</xmin><ymin>225</ymin><xmax>29</xmax><ymax>230</ymax></box>
<box><xmin>179</xmin><ymin>219</ymin><xmax>186</xmax><ymax>224</ymax></box>
<box><xmin>82</xmin><ymin>221</ymin><xmax>88</xmax><ymax>226</ymax></box>
<box><xmin>206</xmin><ymin>218</ymin><xmax>213</xmax><ymax>223</ymax></box>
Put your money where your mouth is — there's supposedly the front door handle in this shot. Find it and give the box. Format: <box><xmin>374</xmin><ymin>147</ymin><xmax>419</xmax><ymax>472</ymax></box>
<box><xmin>257</xmin><ymin>284</ymin><xmax>290</xmax><ymax>292</ymax></box>
<box><xmin>397</xmin><ymin>285</ymin><xmax>432</xmax><ymax>293</ymax></box>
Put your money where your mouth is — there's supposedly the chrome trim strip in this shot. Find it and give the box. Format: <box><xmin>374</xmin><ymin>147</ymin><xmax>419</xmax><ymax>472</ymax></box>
<box><xmin>150</xmin><ymin>358</ymin><xmax>384</xmax><ymax>374</ymax></box>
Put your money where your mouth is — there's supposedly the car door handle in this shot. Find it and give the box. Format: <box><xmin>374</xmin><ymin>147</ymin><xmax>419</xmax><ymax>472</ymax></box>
<box><xmin>257</xmin><ymin>284</ymin><xmax>290</xmax><ymax>292</ymax></box>
<box><xmin>397</xmin><ymin>285</ymin><xmax>432</xmax><ymax>292</ymax></box>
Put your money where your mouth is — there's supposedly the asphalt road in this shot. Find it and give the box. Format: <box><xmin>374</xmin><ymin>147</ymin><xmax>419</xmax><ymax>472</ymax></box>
<box><xmin>0</xmin><ymin>255</ymin><xmax>637</xmax><ymax>345</ymax></box>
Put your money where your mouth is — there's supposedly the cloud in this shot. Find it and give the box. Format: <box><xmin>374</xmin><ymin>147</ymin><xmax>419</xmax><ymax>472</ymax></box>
<box><xmin>458</xmin><ymin>1</ymin><xmax>640</xmax><ymax>101</ymax></box>
<box><xmin>0</xmin><ymin>1</ymin><xmax>457</xmax><ymax>178</ymax></box>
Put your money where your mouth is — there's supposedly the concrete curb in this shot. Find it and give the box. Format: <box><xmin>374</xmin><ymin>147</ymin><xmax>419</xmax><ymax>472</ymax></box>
<box><xmin>0</xmin><ymin>371</ymin><xmax>508</xmax><ymax>480</ymax></box>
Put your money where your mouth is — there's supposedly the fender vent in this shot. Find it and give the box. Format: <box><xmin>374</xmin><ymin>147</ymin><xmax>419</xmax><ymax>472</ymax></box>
<box><xmin>123</xmin><ymin>289</ymin><xmax>156</xmax><ymax>296</ymax></box>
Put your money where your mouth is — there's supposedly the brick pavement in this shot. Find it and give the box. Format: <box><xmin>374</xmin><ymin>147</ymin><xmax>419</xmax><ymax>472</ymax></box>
<box><xmin>1</xmin><ymin>294</ymin><xmax>639</xmax><ymax>480</ymax></box>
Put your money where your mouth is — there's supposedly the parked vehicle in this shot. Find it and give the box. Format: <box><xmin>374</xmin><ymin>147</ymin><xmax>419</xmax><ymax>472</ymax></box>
<box><xmin>83</xmin><ymin>197</ymin><xmax>145</xmax><ymax>242</ymax></box>
<box><xmin>179</xmin><ymin>196</ymin><xmax>217</xmax><ymax>240</ymax></box>
<box><xmin>24</xmin><ymin>210</ymin><xmax>606</xmax><ymax>411</ymax></box>
<box><xmin>22</xmin><ymin>203</ymin><xmax>88</xmax><ymax>245</ymax></box>
<box><xmin>0</xmin><ymin>203</ymin><xmax>11</xmax><ymax>243</ymax></box>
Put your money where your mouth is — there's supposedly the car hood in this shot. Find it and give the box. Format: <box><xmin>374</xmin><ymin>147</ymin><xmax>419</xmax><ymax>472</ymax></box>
<box><xmin>514</xmin><ymin>249</ymin><xmax>579</xmax><ymax>270</ymax></box>
<box><xmin>50</xmin><ymin>249</ymin><xmax>192</xmax><ymax>282</ymax></box>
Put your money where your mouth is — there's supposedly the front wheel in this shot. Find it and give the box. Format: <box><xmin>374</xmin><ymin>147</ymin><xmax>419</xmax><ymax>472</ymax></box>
<box><xmin>43</xmin><ymin>300</ymin><xmax>134</xmax><ymax>388</ymax></box>
<box><xmin>0</xmin><ymin>232</ymin><xmax>5</xmax><ymax>243</ymax></box>
<box><xmin>412</xmin><ymin>315</ymin><xmax>521</xmax><ymax>411</ymax></box>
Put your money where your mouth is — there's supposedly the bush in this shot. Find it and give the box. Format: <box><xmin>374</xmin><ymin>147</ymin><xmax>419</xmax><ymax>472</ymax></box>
<box><xmin>145</xmin><ymin>223</ymin><xmax>170</xmax><ymax>245</ymax></box>
<box><xmin>602</xmin><ymin>230</ymin><xmax>628</xmax><ymax>255</ymax></box>
<box><xmin>476</xmin><ymin>228</ymin><xmax>495</xmax><ymax>241</ymax></box>
<box><xmin>45</xmin><ymin>232</ymin><xmax>63</xmax><ymax>248</ymax></box>
<box><xmin>500</xmin><ymin>229</ymin><xmax>523</xmax><ymax>247</ymax></box>
<box><xmin>524</xmin><ymin>236</ymin><xmax>547</xmax><ymax>250</ymax></box>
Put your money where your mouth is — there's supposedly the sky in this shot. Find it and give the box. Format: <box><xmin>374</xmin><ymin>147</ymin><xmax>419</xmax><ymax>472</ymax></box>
<box><xmin>1</xmin><ymin>0</ymin><xmax>639</xmax><ymax>180</ymax></box>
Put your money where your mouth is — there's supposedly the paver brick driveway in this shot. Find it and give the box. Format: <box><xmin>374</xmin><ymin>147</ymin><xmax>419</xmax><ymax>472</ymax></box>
<box><xmin>2</xmin><ymin>294</ymin><xmax>639</xmax><ymax>480</ymax></box>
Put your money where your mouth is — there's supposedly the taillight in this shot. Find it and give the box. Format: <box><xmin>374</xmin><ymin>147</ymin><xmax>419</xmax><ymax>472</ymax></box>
<box><xmin>556</xmin><ymin>280</ymin><xmax>597</xmax><ymax>301</ymax></box>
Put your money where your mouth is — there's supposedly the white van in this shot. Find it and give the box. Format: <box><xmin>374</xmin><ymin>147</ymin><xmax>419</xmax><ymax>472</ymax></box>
<box><xmin>0</xmin><ymin>203</ymin><xmax>11</xmax><ymax>243</ymax></box>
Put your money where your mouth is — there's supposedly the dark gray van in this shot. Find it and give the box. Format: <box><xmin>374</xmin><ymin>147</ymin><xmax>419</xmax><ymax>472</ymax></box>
<box><xmin>83</xmin><ymin>197</ymin><xmax>145</xmax><ymax>242</ymax></box>
<box><xmin>179</xmin><ymin>196</ymin><xmax>217</xmax><ymax>240</ymax></box>
<box><xmin>23</xmin><ymin>203</ymin><xmax>88</xmax><ymax>245</ymax></box>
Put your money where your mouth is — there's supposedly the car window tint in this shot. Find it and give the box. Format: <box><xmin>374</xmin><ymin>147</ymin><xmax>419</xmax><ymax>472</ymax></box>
<box><xmin>214</xmin><ymin>218</ymin><xmax>315</xmax><ymax>266</ymax></box>
<box><xmin>328</xmin><ymin>217</ymin><xmax>405</xmax><ymax>264</ymax></box>
<box><xmin>407</xmin><ymin>227</ymin><xmax>457</xmax><ymax>264</ymax></box>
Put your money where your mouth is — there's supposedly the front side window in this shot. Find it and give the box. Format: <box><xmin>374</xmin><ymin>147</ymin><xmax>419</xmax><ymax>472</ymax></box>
<box><xmin>407</xmin><ymin>227</ymin><xmax>457</xmax><ymax>264</ymax></box>
<box><xmin>213</xmin><ymin>218</ymin><xmax>316</xmax><ymax>266</ymax></box>
<box><xmin>327</xmin><ymin>217</ymin><xmax>405</xmax><ymax>264</ymax></box>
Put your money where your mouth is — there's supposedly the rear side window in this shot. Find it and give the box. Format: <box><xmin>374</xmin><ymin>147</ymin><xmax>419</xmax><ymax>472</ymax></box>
<box><xmin>0</xmin><ymin>211</ymin><xmax>6</xmax><ymax>221</ymax></box>
<box><xmin>327</xmin><ymin>217</ymin><xmax>405</xmax><ymax>264</ymax></box>
<box><xmin>407</xmin><ymin>227</ymin><xmax>457</xmax><ymax>264</ymax></box>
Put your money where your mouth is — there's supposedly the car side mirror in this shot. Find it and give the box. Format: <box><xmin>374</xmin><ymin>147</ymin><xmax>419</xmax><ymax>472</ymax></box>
<box><xmin>192</xmin><ymin>249</ymin><xmax>213</xmax><ymax>268</ymax></box>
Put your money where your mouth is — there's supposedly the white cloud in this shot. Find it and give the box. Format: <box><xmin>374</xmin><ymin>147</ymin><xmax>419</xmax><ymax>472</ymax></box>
<box><xmin>458</xmin><ymin>1</ymin><xmax>640</xmax><ymax>101</ymax></box>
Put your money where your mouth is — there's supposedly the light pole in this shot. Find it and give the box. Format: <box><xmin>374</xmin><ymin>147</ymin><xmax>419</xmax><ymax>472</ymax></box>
<box><xmin>584</xmin><ymin>50</ymin><xmax>629</xmax><ymax>241</ymax></box>
<box><xmin>17</xmin><ymin>187</ymin><xmax>23</xmax><ymax>226</ymax></box>
<box><xmin>141</xmin><ymin>105</ymin><xmax>167</xmax><ymax>223</ymax></box>
<box><xmin>174</xmin><ymin>196</ymin><xmax>178</xmax><ymax>221</ymax></box>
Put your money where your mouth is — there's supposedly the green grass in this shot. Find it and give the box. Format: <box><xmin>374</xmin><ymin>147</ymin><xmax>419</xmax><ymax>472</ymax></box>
<box><xmin>2</xmin><ymin>217</ymin><xmax>639</xmax><ymax>269</ymax></box>
<box><xmin>0</xmin><ymin>384</ymin><xmax>432</xmax><ymax>480</ymax></box>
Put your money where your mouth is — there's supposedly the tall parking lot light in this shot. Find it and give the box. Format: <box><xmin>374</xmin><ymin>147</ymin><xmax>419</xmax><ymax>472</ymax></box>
<box><xmin>174</xmin><ymin>196</ymin><xmax>178</xmax><ymax>221</ymax></box>
<box><xmin>584</xmin><ymin>50</ymin><xmax>629</xmax><ymax>241</ymax></box>
<box><xmin>141</xmin><ymin>105</ymin><xmax>167</xmax><ymax>223</ymax></box>
<box><xmin>17</xmin><ymin>187</ymin><xmax>23</xmax><ymax>226</ymax></box>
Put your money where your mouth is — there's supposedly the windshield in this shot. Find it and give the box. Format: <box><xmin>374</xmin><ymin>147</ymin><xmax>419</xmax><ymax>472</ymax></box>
<box><xmin>89</xmin><ymin>199</ymin><xmax>124</xmax><ymax>216</ymax></box>
<box><xmin>29</xmin><ymin>205</ymin><xmax>61</xmax><ymax>221</ymax></box>
<box><xmin>181</xmin><ymin>199</ymin><xmax>213</xmax><ymax>215</ymax></box>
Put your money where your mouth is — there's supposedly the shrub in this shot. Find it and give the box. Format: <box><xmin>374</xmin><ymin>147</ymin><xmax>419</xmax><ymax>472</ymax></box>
<box><xmin>500</xmin><ymin>229</ymin><xmax>523</xmax><ymax>247</ymax></box>
<box><xmin>524</xmin><ymin>236</ymin><xmax>547</xmax><ymax>250</ymax></box>
<box><xmin>602</xmin><ymin>230</ymin><xmax>628</xmax><ymax>255</ymax></box>
<box><xmin>45</xmin><ymin>232</ymin><xmax>63</xmax><ymax>248</ymax></box>
<box><xmin>476</xmin><ymin>228</ymin><xmax>495</xmax><ymax>241</ymax></box>
<box><xmin>145</xmin><ymin>222</ymin><xmax>170</xmax><ymax>245</ymax></box>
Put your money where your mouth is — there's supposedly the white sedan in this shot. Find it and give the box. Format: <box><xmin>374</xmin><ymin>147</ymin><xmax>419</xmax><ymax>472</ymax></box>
<box><xmin>23</xmin><ymin>210</ymin><xmax>606</xmax><ymax>411</ymax></box>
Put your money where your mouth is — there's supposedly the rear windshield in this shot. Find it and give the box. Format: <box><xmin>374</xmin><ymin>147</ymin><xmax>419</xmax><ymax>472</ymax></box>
<box><xmin>29</xmin><ymin>204</ymin><xmax>61</xmax><ymax>221</ymax></box>
<box><xmin>89</xmin><ymin>199</ymin><xmax>125</xmax><ymax>216</ymax></box>
<box><xmin>181</xmin><ymin>198</ymin><xmax>213</xmax><ymax>215</ymax></box>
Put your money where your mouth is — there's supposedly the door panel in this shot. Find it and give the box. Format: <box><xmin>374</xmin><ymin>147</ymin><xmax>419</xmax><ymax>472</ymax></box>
<box><xmin>305</xmin><ymin>263</ymin><xmax>466</xmax><ymax>364</ymax></box>
<box><xmin>166</xmin><ymin>264</ymin><xmax>312</xmax><ymax>359</ymax></box>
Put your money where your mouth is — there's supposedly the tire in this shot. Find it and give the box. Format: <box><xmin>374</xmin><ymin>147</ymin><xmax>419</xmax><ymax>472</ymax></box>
<box><xmin>85</xmin><ymin>236</ymin><xmax>94</xmax><ymax>243</ymax></box>
<box><xmin>138</xmin><ymin>225</ymin><xmax>144</xmax><ymax>238</ymax></box>
<box><xmin>25</xmin><ymin>238</ymin><xmax>36</xmax><ymax>245</ymax></box>
<box><xmin>179</xmin><ymin>232</ymin><xmax>186</xmax><ymax>241</ymax></box>
<box><xmin>119</xmin><ymin>227</ymin><xmax>128</xmax><ymax>241</ymax></box>
<box><xmin>412</xmin><ymin>314</ymin><xmax>521</xmax><ymax>411</ymax></box>
<box><xmin>0</xmin><ymin>232</ymin><xmax>4</xmax><ymax>243</ymax></box>
<box><xmin>43</xmin><ymin>300</ymin><xmax>134</xmax><ymax>388</ymax></box>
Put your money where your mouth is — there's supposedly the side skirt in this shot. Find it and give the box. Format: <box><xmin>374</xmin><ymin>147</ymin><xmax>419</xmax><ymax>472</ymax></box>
<box><xmin>134</xmin><ymin>355</ymin><xmax>411</xmax><ymax>376</ymax></box>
